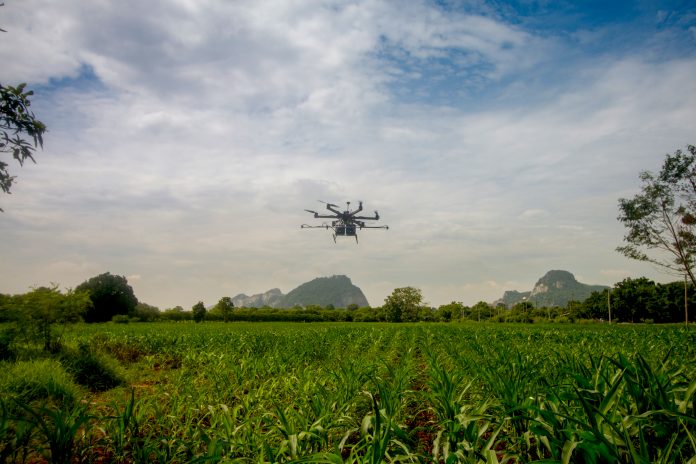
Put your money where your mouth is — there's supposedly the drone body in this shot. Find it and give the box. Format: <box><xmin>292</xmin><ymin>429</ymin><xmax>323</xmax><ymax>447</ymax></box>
<box><xmin>302</xmin><ymin>201</ymin><xmax>388</xmax><ymax>243</ymax></box>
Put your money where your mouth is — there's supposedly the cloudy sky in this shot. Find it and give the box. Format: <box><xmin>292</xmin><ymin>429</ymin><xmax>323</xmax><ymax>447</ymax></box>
<box><xmin>1</xmin><ymin>0</ymin><xmax>695</xmax><ymax>309</ymax></box>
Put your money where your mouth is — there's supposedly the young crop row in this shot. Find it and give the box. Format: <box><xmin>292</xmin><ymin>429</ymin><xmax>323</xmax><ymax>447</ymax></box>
<box><xmin>0</xmin><ymin>322</ymin><xmax>694</xmax><ymax>463</ymax></box>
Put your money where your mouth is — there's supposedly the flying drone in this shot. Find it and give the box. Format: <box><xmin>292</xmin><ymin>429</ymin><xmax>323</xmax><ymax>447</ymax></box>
<box><xmin>302</xmin><ymin>201</ymin><xmax>388</xmax><ymax>243</ymax></box>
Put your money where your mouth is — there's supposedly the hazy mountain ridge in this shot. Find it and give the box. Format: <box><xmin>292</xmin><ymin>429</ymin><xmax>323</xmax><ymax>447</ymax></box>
<box><xmin>231</xmin><ymin>288</ymin><xmax>284</xmax><ymax>308</ymax></box>
<box><xmin>232</xmin><ymin>275</ymin><xmax>369</xmax><ymax>308</ymax></box>
<box><xmin>495</xmin><ymin>270</ymin><xmax>609</xmax><ymax>308</ymax></box>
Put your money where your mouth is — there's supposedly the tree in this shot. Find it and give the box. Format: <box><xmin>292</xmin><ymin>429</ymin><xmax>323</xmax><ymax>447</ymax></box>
<box><xmin>162</xmin><ymin>306</ymin><xmax>188</xmax><ymax>321</ymax></box>
<box><xmin>653</xmin><ymin>282</ymin><xmax>688</xmax><ymax>323</ymax></box>
<box><xmin>437</xmin><ymin>301</ymin><xmax>465</xmax><ymax>322</ymax></box>
<box><xmin>192</xmin><ymin>301</ymin><xmax>206</xmax><ymax>323</ymax></box>
<box><xmin>383</xmin><ymin>287</ymin><xmax>423</xmax><ymax>322</ymax></box>
<box><xmin>211</xmin><ymin>296</ymin><xmax>234</xmax><ymax>322</ymax></box>
<box><xmin>1</xmin><ymin>83</ymin><xmax>46</xmax><ymax>205</ymax></box>
<box><xmin>578</xmin><ymin>289</ymin><xmax>611</xmax><ymax>320</ymax></box>
<box><xmin>133</xmin><ymin>302</ymin><xmax>161</xmax><ymax>322</ymax></box>
<box><xmin>617</xmin><ymin>145</ymin><xmax>696</xmax><ymax>287</ymax></box>
<box><xmin>611</xmin><ymin>277</ymin><xmax>657</xmax><ymax>323</ymax></box>
<box><xmin>16</xmin><ymin>286</ymin><xmax>91</xmax><ymax>351</ymax></box>
<box><xmin>472</xmin><ymin>301</ymin><xmax>492</xmax><ymax>322</ymax></box>
<box><xmin>76</xmin><ymin>273</ymin><xmax>138</xmax><ymax>322</ymax></box>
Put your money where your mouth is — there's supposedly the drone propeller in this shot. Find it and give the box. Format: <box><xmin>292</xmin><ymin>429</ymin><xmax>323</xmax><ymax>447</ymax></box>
<box><xmin>318</xmin><ymin>200</ymin><xmax>337</xmax><ymax>208</ymax></box>
<box><xmin>304</xmin><ymin>209</ymin><xmax>318</xmax><ymax>214</ymax></box>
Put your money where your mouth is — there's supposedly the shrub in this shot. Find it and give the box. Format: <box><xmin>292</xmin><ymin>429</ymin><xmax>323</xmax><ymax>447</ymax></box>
<box><xmin>88</xmin><ymin>334</ymin><xmax>147</xmax><ymax>363</ymax></box>
<box><xmin>0</xmin><ymin>328</ymin><xmax>17</xmax><ymax>361</ymax></box>
<box><xmin>111</xmin><ymin>314</ymin><xmax>130</xmax><ymax>324</ymax></box>
<box><xmin>60</xmin><ymin>344</ymin><xmax>124</xmax><ymax>392</ymax></box>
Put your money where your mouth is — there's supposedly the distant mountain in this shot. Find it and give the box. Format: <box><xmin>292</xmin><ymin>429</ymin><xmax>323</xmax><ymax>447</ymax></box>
<box><xmin>231</xmin><ymin>275</ymin><xmax>369</xmax><ymax>309</ymax></box>
<box><xmin>496</xmin><ymin>290</ymin><xmax>531</xmax><ymax>308</ymax></box>
<box><xmin>282</xmin><ymin>275</ymin><xmax>369</xmax><ymax>308</ymax></box>
<box><xmin>231</xmin><ymin>288</ymin><xmax>284</xmax><ymax>308</ymax></box>
<box><xmin>494</xmin><ymin>270</ymin><xmax>609</xmax><ymax>308</ymax></box>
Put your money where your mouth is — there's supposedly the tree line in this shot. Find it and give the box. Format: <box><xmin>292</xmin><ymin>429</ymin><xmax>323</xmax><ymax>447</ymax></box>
<box><xmin>1</xmin><ymin>273</ymin><xmax>690</xmax><ymax>346</ymax></box>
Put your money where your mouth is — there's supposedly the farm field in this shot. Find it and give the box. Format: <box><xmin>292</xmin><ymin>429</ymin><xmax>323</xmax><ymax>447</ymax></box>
<box><xmin>1</xmin><ymin>322</ymin><xmax>695</xmax><ymax>463</ymax></box>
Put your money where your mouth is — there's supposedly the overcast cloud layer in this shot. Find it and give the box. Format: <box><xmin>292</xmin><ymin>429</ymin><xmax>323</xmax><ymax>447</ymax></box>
<box><xmin>1</xmin><ymin>1</ymin><xmax>696</xmax><ymax>309</ymax></box>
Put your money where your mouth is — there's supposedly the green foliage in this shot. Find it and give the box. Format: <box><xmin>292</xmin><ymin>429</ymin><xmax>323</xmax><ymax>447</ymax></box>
<box><xmin>576</xmin><ymin>277</ymin><xmax>694</xmax><ymax>323</ymax></box>
<box><xmin>618</xmin><ymin>145</ymin><xmax>696</xmax><ymax>286</ymax></box>
<box><xmin>59</xmin><ymin>344</ymin><xmax>124</xmax><ymax>392</ymax></box>
<box><xmin>14</xmin><ymin>286</ymin><xmax>91</xmax><ymax>351</ymax></box>
<box><xmin>436</xmin><ymin>301</ymin><xmax>465</xmax><ymax>321</ymax></box>
<box><xmin>17</xmin><ymin>401</ymin><xmax>91</xmax><ymax>464</ymax></box>
<box><xmin>383</xmin><ymin>286</ymin><xmax>423</xmax><ymax>322</ymax></box>
<box><xmin>210</xmin><ymin>296</ymin><xmax>234</xmax><ymax>322</ymax></box>
<box><xmin>76</xmin><ymin>272</ymin><xmax>138</xmax><ymax>323</ymax></box>
<box><xmin>132</xmin><ymin>302</ymin><xmax>161</xmax><ymax>322</ymax></box>
<box><xmin>0</xmin><ymin>83</ymin><xmax>46</xmax><ymax>203</ymax></box>
<box><xmin>471</xmin><ymin>300</ymin><xmax>493</xmax><ymax>321</ymax></box>
<box><xmin>1</xmin><ymin>323</ymin><xmax>694</xmax><ymax>461</ymax></box>
<box><xmin>0</xmin><ymin>327</ymin><xmax>17</xmax><ymax>361</ymax></box>
<box><xmin>161</xmin><ymin>305</ymin><xmax>190</xmax><ymax>321</ymax></box>
<box><xmin>0</xmin><ymin>293</ymin><xmax>14</xmax><ymax>322</ymax></box>
<box><xmin>192</xmin><ymin>301</ymin><xmax>206</xmax><ymax>323</ymax></box>
<box><xmin>0</xmin><ymin>359</ymin><xmax>80</xmax><ymax>409</ymax></box>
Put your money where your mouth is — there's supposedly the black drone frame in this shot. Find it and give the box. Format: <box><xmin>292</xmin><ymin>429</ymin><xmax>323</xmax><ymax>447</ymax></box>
<box><xmin>301</xmin><ymin>201</ymin><xmax>388</xmax><ymax>243</ymax></box>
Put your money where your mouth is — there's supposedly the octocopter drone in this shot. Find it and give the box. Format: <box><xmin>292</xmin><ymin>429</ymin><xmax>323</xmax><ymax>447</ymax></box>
<box><xmin>302</xmin><ymin>201</ymin><xmax>388</xmax><ymax>243</ymax></box>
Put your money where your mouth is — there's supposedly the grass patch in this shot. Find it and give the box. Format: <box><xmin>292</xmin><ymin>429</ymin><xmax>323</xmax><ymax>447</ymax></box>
<box><xmin>0</xmin><ymin>359</ymin><xmax>80</xmax><ymax>408</ymax></box>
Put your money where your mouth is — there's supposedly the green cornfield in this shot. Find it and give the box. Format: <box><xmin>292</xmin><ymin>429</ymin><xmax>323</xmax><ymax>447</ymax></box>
<box><xmin>1</xmin><ymin>322</ymin><xmax>695</xmax><ymax>463</ymax></box>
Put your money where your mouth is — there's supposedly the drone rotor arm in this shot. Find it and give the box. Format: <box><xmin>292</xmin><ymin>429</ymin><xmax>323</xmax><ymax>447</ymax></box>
<box><xmin>325</xmin><ymin>203</ymin><xmax>342</xmax><ymax>215</ymax></box>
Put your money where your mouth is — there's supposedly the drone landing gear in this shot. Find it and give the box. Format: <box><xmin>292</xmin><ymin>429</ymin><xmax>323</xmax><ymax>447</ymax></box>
<box><xmin>332</xmin><ymin>231</ymin><xmax>358</xmax><ymax>243</ymax></box>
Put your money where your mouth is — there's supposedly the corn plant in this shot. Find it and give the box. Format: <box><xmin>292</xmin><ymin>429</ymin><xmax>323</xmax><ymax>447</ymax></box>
<box><xmin>16</xmin><ymin>401</ymin><xmax>91</xmax><ymax>464</ymax></box>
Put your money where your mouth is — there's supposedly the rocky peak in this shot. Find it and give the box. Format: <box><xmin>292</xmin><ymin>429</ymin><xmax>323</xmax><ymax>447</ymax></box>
<box><xmin>494</xmin><ymin>270</ymin><xmax>609</xmax><ymax>308</ymax></box>
<box><xmin>531</xmin><ymin>270</ymin><xmax>578</xmax><ymax>295</ymax></box>
<box><xmin>232</xmin><ymin>288</ymin><xmax>284</xmax><ymax>308</ymax></box>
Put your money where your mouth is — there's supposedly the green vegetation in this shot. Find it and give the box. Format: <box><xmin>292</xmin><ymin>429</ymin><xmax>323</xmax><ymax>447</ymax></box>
<box><xmin>0</xmin><ymin>286</ymin><xmax>91</xmax><ymax>352</ymax></box>
<box><xmin>192</xmin><ymin>301</ymin><xmax>206</xmax><ymax>323</ymax></box>
<box><xmin>0</xmin><ymin>322</ymin><xmax>693</xmax><ymax>462</ymax></box>
<box><xmin>383</xmin><ymin>286</ymin><xmax>425</xmax><ymax>322</ymax></box>
<box><xmin>209</xmin><ymin>296</ymin><xmax>235</xmax><ymax>322</ymax></box>
<box><xmin>0</xmin><ymin>358</ymin><xmax>80</xmax><ymax>408</ymax></box>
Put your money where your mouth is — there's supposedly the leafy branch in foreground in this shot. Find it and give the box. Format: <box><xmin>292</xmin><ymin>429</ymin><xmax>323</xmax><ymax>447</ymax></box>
<box><xmin>0</xmin><ymin>83</ymin><xmax>46</xmax><ymax>203</ymax></box>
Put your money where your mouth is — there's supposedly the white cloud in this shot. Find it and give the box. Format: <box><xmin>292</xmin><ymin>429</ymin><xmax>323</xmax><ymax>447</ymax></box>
<box><xmin>1</xmin><ymin>1</ymin><xmax>695</xmax><ymax>308</ymax></box>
